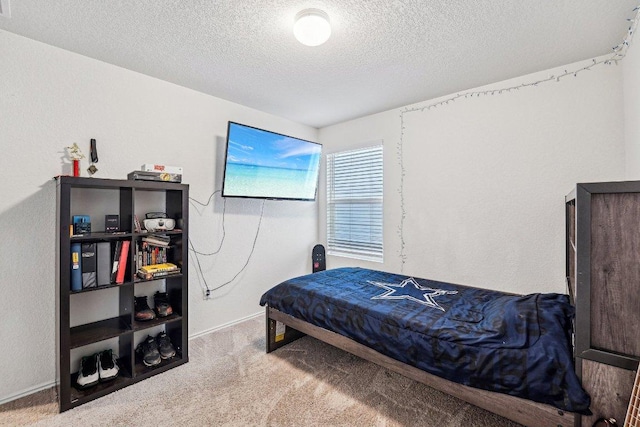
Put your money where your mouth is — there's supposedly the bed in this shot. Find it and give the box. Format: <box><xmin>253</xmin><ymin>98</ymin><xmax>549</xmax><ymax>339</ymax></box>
<box><xmin>259</xmin><ymin>267</ymin><xmax>590</xmax><ymax>427</ymax></box>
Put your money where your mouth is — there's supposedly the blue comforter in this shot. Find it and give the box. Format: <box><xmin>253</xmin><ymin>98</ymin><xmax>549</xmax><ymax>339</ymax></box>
<box><xmin>259</xmin><ymin>267</ymin><xmax>590</xmax><ymax>414</ymax></box>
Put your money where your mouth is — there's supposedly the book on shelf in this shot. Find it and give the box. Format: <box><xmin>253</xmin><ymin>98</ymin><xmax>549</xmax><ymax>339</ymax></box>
<box><xmin>142</xmin><ymin>235</ymin><xmax>171</xmax><ymax>247</ymax></box>
<box><xmin>136</xmin><ymin>241</ymin><xmax>144</xmax><ymax>270</ymax></box>
<box><xmin>96</xmin><ymin>242</ymin><xmax>111</xmax><ymax>286</ymax></box>
<box><xmin>133</xmin><ymin>215</ymin><xmax>142</xmax><ymax>233</ymax></box>
<box><xmin>137</xmin><ymin>262</ymin><xmax>180</xmax><ymax>281</ymax></box>
<box><xmin>70</xmin><ymin>243</ymin><xmax>82</xmax><ymax>291</ymax></box>
<box><xmin>115</xmin><ymin>240</ymin><xmax>130</xmax><ymax>284</ymax></box>
<box><xmin>136</xmin><ymin>241</ymin><xmax>169</xmax><ymax>267</ymax></box>
<box><xmin>139</xmin><ymin>262</ymin><xmax>178</xmax><ymax>274</ymax></box>
<box><xmin>110</xmin><ymin>241</ymin><xmax>122</xmax><ymax>283</ymax></box>
<box><xmin>81</xmin><ymin>243</ymin><xmax>97</xmax><ymax>288</ymax></box>
<box><xmin>137</xmin><ymin>269</ymin><xmax>181</xmax><ymax>281</ymax></box>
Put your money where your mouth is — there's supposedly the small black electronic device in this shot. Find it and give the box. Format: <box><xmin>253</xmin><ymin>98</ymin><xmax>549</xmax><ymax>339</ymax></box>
<box><xmin>146</xmin><ymin>212</ymin><xmax>167</xmax><ymax>219</ymax></box>
<box><xmin>127</xmin><ymin>170</ymin><xmax>182</xmax><ymax>183</ymax></box>
<box><xmin>105</xmin><ymin>214</ymin><xmax>119</xmax><ymax>232</ymax></box>
<box><xmin>312</xmin><ymin>244</ymin><xmax>326</xmax><ymax>273</ymax></box>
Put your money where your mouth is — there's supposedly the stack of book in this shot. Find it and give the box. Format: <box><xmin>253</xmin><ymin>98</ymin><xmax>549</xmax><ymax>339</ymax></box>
<box><xmin>136</xmin><ymin>235</ymin><xmax>171</xmax><ymax>269</ymax></box>
<box><xmin>142</xmin><ymin>235</ymin><xmax>170</xmax><ymax>246</ymax></box>
<box><xmin>137</xmin><ymin>262</ymin><xmax>181</xmax><ymax>281</ymax></box>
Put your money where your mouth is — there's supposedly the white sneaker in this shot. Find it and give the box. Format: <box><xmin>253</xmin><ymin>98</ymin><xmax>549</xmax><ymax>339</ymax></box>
<box><xmin>98</xmin><ymin>349</ymin><xmax>119</xmax><ymax>381</ymax></box>
<box><xmin>76</xmin><ymin>354</ymin><xmax>99</xmax><ymax>389</ymax></box>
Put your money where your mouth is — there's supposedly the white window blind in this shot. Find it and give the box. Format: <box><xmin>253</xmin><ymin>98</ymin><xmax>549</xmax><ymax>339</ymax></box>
<box><xmin>326</xmin><ymin>145</ymin><xmax>383</xmax><ymax>262</ymax></box>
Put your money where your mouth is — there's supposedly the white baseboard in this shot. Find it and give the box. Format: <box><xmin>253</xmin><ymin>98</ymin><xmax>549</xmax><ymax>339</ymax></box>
<box><xmin>0</xmin><ymin>381</ymin><xmax>56</xmax><ymax>406</ymax></box>
<box><xmin>188</xmin><ymin>310</ymin><xmax>263</xmax><ymax>340</ymax></box>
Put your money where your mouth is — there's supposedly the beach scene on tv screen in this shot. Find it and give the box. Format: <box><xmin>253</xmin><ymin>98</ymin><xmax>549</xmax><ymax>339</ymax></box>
<box><xmin>224</xmin><ymin>124</ymin><xmax>321</xmax><ymax>199</ymax></box>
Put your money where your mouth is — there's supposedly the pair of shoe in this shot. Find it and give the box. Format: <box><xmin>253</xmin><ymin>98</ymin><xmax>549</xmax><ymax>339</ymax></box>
<box><xmin>134</xmin><ymin>291</ymin><xmax>173</xmax><ymax>321</ymax></box>
<box><xmin>136</xmin><ymin>332</ymin><xmax>176</xmax><ymax>367</ymax></box>
<box><xmin>76</xmin><ymin>349</ymin><xmax>119</xmax><ymax>389</ymax></box>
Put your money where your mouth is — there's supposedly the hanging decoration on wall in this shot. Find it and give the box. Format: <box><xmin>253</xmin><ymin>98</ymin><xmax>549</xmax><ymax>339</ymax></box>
<box><xmin>396</xmin><ymin>5</ymin><xmax>640</xmax><ymax>272</ymax></box>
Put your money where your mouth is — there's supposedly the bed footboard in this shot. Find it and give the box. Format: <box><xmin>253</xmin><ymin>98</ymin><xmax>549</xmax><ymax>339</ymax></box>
<box><xmin>265</xmin><ymin>306</ymin><xmax>576</xmax><ymax>427</ymax></box>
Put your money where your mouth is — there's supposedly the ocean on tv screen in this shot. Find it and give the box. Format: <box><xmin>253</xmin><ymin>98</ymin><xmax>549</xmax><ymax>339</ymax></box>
<box><xmin>224</xmin><ymin>163</ymin><xmax>318</xmax><ymax>199</ymax></box>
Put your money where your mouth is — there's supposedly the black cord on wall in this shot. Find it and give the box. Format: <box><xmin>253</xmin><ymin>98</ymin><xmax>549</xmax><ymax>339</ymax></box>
<box><xmin>188</xmin><ymin>191</ymin><xmax>265</xmax><ymax>298</ymax></box>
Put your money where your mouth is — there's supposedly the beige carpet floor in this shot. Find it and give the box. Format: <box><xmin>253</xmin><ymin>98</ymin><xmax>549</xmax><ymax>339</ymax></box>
<box><xmin>0</xmin><ymin>316</ymin><xmax>521</xmax><ymax>426</ymax></box>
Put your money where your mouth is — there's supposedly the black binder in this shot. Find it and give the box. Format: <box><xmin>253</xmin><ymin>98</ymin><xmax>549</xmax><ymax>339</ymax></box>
<box><xmin>96</xmin><ymin>242</ymin><xmax>111</xmax><ymax>286</ymax></box>
<box><xmin>81</xmin><ymin>243</ymin><xmax>97</xmax><ymax>288</ymax></box>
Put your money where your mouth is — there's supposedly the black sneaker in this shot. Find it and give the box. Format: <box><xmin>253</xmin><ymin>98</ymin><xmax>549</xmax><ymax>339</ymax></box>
<box><xmin>134</xmin><ymin>296</ymin><xmax>156</xmax><ymax>321</ymax></box>
<box><xmin>98</xmin><ymin>349</ymin><xmax>119</xmax><ymax>381</ymax></box>
<box><xmin>153</xmin><ymin>291</ymin><xmax>173</xmax><ymax>318</ymax></box>
<box><xmin>156</xmin><ymin>331</ymin><xmax>176</xmax><ymax>359</ymax></box>
<box><xmin>76</xmin><ymin>353</ymin><xmax>99</xmax><ymax>389</ymax></box>
<box><xmin>136</xmin><ymin>335</ymin><xmax>161</xmax><ymax>367</ymax></box>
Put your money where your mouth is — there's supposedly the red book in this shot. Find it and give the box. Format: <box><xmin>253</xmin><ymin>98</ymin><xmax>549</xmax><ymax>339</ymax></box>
<box><xmin>115</xmin><ymin>240</ymin><xmax>130</xmax><ymax>284</ymax></box>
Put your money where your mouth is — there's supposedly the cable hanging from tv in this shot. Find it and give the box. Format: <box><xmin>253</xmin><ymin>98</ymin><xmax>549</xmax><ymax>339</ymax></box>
<box><xmin>188</xmin><ymin>120</ymin><xmax>320</xmax><ymax>297</ymax></box>
<box><xmin>188</xmin><ymin>192</ymin><xmax>265</xmax><ymax>298</ymax></box>
<box><xmin>189</xmin><ymin>191</ymin><xmax>226</xmax><ymax>256</ymax></box>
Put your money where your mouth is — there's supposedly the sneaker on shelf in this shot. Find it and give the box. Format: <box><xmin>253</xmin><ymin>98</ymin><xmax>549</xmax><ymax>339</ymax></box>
<box><xmin>76</xmin><ymin>353</ymin><xmax>99</xmax><ymax>389</ymax></box>
<box><xmin>134</xmin><ymin>295</ymin><xmax>156</xmax><ymax>321</ymax></box>
<box><xmin>155</xmin><ymin>331</ymin><xmax>176</xmax><ymax>359</ymax></box>
<box><xmin>153</xmin><ymin>291</ymin><xmax>173</xmax><ymax>318</ymax></box>
<box><xmin>136</xmin><ymin>335</ymin><xmax>161</xmax><ymax>367</ymax></box>
<box><xmin>98</xmin><ymin>349</ymin><xmax>119</xmax><ymax>381</ymax></box>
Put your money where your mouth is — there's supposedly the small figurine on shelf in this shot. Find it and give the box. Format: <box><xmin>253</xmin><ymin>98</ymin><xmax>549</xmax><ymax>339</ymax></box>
<box><xmin>66</xmin><ymin>143</ymin><xmax>85</xmax><ymax>177</ymax></box>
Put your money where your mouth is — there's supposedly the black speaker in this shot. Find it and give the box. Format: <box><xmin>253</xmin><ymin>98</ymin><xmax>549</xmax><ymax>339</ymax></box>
<box><xmin>312</xmin><ymin>244</ymin><xmax>326</xmax><ymax>273</ymax></box>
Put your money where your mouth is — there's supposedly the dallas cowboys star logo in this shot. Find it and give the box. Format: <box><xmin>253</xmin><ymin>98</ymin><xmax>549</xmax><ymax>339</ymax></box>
<box><xmin>367</xmin><ymin>278</ymin><xmax>458</xmax><ymax>311</ymax></box>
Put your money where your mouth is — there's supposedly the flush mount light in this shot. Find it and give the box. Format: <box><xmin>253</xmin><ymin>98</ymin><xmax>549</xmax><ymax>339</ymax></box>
<box><xmin>293</xmin><ymin>8</ymin><xmax>331</xmax><ymax>47</ymax></box>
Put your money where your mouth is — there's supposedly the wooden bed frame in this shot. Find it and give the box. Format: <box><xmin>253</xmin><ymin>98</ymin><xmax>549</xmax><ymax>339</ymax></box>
<box><xmin>265</xmin><ymin>306</ymin><xmax>576</xmax><ymax>427</ymax></box>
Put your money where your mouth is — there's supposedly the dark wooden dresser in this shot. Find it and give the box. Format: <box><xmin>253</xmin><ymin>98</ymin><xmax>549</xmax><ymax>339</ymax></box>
<box><xmin>566</xmin><ymin>181</ymin><xmax>640</xmax><ymax>426</ymax></box>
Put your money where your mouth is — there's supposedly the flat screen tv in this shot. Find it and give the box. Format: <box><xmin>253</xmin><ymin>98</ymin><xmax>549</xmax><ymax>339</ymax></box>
<box><xmin>221</xmin><ymin>122</ymin><xmax>322</xmax><ymax>201</ymax></box>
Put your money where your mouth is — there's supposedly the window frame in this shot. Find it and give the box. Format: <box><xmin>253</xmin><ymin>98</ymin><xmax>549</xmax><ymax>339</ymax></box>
<box><xmin>326</xmin><ymin>144</ymin><xmax>383</xmax><ymax>262</ymax></box>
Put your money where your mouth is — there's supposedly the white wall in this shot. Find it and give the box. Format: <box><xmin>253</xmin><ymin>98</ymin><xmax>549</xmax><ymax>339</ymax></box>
<box><xmin>0</xmin><ymin>29</ymin><xmax>319</xmax><ymax>403</ymax></box>
<box><xmin>624</xmin><ymin>31</ymin><xmax>640</xmax><ymax>178</ymax></box>
<box><xmin>1</xmin><ymin>23</ymin><xmax>635</xmax><ymax>405</ymax></box>
<box><xmin>319</xmin><ymin>58</ymin><xmax>625</xmax><ymax>295</ymax></box>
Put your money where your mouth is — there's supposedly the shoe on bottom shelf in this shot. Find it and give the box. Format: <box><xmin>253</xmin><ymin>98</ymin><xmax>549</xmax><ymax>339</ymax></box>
<box><xmin>98</xmin><ymin>349</ymin><xmax>119</xmax><ymax>381</ymax></box>
<box><xmin>136</xmin><ymin>335</ymin><xmax>161</xmax><ymax>367</ymax></box>
<box><xmin>156</xmin><ymin>332</ymin><xmax>176</xmax><ymax>359</ymax></box>
<box><xmin>76</xmin><ymin>354</ymin><xmax>99</xmax><ymax>389</ymax></box>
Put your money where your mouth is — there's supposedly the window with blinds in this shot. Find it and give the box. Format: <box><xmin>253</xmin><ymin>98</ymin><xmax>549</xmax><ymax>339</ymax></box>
<box><xmin>326</xmin><ymin>145</ymin><xmax>383</xmax><ymax>262</ymax></box>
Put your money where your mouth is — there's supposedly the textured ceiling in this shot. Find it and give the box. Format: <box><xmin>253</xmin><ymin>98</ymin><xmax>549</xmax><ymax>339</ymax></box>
<box><xmin>0</xmin><ymin>1</ymin><xmax>637</xmax><ymax>128</ymax></box>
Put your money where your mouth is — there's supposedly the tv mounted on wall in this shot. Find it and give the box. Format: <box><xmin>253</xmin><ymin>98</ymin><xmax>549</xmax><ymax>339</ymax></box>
<box><xmin>221</xmin><ymin>122</ymin><xmax>322</xmax><ymax>201</ymax></box>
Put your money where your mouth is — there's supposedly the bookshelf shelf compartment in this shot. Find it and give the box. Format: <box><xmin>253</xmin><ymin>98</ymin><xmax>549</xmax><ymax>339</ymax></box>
<box><xmin>70</xmin><ymin>232</ymin><xmax>133</xmax><ymax>242</ymax></box>
<box><xmin>134</xmin><ymin>273</ymin><xmax>184</xmax><ymax>284</ymax></box>
<box><xmin>56</xmin><ymin>177</ymin><xmax>189</xmax><ymax>412</ymax></box>
<box><xmin>134</xmin><ymin>355</ymin><xmax>185</xmax><ymax>377</ymax></box>
<box><xmin>132</xmin><ymin>314</ymin><xmax>182</xmax><ymax>332</ymax></box>
<box><xmin>69</xmin><ymin>317</ymin><xmax>132</xmax><ymax>349</ymax></box>
<box><xmin>69</xmin><ymin>372</ymin><xmax>131</xmax><ymax>405</ymax></box>
<box><xmin>70</xmin><ymin>282</ymin><xmax>133</xmax><ymax>295</ymax></box>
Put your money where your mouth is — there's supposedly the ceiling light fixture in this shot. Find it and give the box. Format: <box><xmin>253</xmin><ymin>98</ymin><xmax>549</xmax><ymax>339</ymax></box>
<box><xmin>293</xmin><ymin>9</ymin><xmax>331</xmax><ymax>47</ymax></box>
